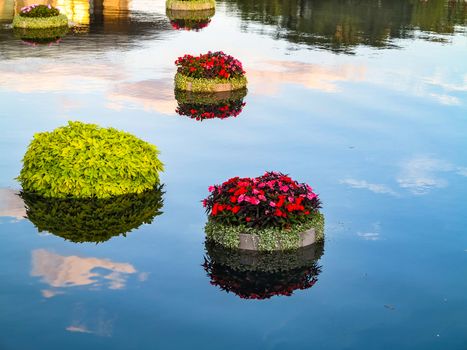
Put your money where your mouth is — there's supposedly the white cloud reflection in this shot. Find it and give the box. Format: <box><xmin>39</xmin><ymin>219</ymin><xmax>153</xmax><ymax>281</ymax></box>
<box><xmin>31</xmin><ymin>249</ymin><xmax>139</xmax><ymax>297</ymax></box>
<box><xmin>0</xmin><ymin>188</ymin><xmax>25</xmax><ymax>221</ymax></box>
<box><xmin>340</xmin><ymin>179</ymin><xmax>398</xmax><ymax>196</ymax></box>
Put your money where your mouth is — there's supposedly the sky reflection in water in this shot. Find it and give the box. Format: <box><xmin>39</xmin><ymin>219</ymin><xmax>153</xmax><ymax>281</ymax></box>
<box><xmin>0</xmin><ymin>0</ymin><xmax>466</xmax><ymax>349</ymax></box>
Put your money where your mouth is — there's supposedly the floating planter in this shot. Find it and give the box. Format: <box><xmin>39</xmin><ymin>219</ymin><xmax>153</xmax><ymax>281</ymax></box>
<box><xmin>12</xmin><ymin>4</ymin><xmax>68</xmax><ymax>29</ymax></box>
<box><xmin>175</xmin><ymin>51</ymin><xmax>247</xmax><ymax>93</ymax></box>
<box><xmin>20</xmin><ymin>187</ymin><xmax>164</xmax><ymax>243</ymax></box>
<box><xmin>18</xmin><ymin>121</ymin><xmax>164</xmax><ymax>199</ymax></box>
<box><xmin>203</xmin><ymin>172</ymin><xmax>324</xmax><ymax>251</ymax></box>
<box><xmin>167</xmin><ymin>9</ymin><xmax>215</xmax><ymax>31</ymax></box>
<box><xmin>175</xmin><ymin>89</ymin><xmax>247</xmax><ymax>121</ymax></box>
<box><xmin>203</xmin><ymin>240</ymin><xmax>324</xmax><ymax>299</ymax></box>
<box><xmin>13</xmin><ymin>26</ymin><xmax>68</xmax><ymax>45</ymax></box>
<box><xmin>166</xmin><ymin>0</ymin><xmax>215</xmax><ymax>11</ymax></box>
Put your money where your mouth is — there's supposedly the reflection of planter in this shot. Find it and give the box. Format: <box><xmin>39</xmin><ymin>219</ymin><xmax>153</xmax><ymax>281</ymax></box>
<box><xmin>203</xmin><ymin>240</ymin><xmax>324</xmax><ymax>299</ymax></box>
<box><xmin>13</xmin><ymin>26</ymin><xmax>68</xmax><ymax>44</ymax></box>
<box><xmin>12</xmin><ymin>14</ymin><xmax>68</xmax><ymax>29</ymax></box>
<box><xmin>205</xmin><ymin>212</ymin><xmax>325</xmax><ymax>251</ymax></box>
<box><xmin>175</xmin><ymin>89</ymin><xmax>247</xmax><ymax>120</ymax></box>
<box><xmin>167</xmin><ymin>9</ymin><xmax>214</xmax><ymax>31</ymax></box>
<box><xmin>175</xmin><ymin>72</ymin><xmax>248</xmax><ymax>93</ymax></box>
<box><xmin>20</xmin><ymin>186</ymin><xmax>164</xmax><ymax>243</ymax></box>
<box><xmin>166</xmin><ymin>0</ymin><xmax>215</xmax><ymax>11</ymax></box>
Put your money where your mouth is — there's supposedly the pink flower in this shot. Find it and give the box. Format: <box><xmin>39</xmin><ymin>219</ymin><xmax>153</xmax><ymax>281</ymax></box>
<box><xmin>258</xmin><ymin>195</ymin><xmax>266</xmax><ymax>201</ymax></box>
<box><xmin>208</xmin><ymin>186</ymin><xmax>215</xmax><ymax>192</ymax></box>
<box><xmin>280</xmin><ymin>185</ymin><xmax>289</xmax><ymax>192</ymax></box>
<box><xmin>307</xmin><ymin>192</ymin><xmax>317</xmax><ymax>200</ymax></box>
<box><xmin>252</xmin><ymin>189</ymin><xmax>260</xmax><ymax>195</ymax></box>
<box><xmin>269</xmin><ymin>201</ymin><xmax>276</xmax><ymax>207</ymax></box>
<box><xmin>238</xmin><ymin>194</ymin><xmax>245</xmax><ymax>203</ymax></box>
<box><xmin>202</xmin><ymin>199</ymin><xmax>207</xmax><ymax>207</ymax></box>
<box><xmin>288</xmin><ymin>196</ymin><xmax>294</xmax><ymax>203</ymax></box>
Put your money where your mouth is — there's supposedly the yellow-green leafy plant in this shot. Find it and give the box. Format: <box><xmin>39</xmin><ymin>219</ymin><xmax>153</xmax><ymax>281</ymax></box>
<box><xmin>20</xmin><ymin>186</ymin><xmax>164</xmax><ymax>243</ymax></box>
<box><xmin>18</xmin><ymin>121</ymin><xmax>164</xmax><ymax>199</ymax></box>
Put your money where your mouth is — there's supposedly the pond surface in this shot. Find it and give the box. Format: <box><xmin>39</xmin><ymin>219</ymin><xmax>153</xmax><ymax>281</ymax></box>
<box><xmin>1</xmin><ymin>0</ymin><xmax>467</xmax><ymax>349</ymax></box>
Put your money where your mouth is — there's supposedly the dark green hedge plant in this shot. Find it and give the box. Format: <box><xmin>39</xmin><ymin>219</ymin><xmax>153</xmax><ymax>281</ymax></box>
<box><xmin>18</xmin><ymin>121</ymin><xmax>164</xmax><ymax>199</ymax></box>
<box><xmin>20</xmin><ymin>186</ymin><xmax>164</xmax><ymax>243</ymax></box>
<box><xmin>13</xmin><ymin>5</ymin><xmax>68</xmax><ymax>29</ymax></box>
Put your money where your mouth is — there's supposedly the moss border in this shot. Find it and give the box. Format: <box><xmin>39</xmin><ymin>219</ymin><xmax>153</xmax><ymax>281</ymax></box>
<box><xmin>166</xmin><ymin>8</ymin><xmax>215</xmax><ymax>21</ymax></box>
<box><xmin>175</xmin><ymin>72</ymin><xmax>247</xmax><ymax>93</ymax></box>
<box><xmin>12</xmin><ymin>14</ymin><xmax>68</xmax><ymax>29</ymax></box>
<box><xmin>205</xmin><ymin>212</ymin><xmax>325</xmax><ymax>251</ymax></box>
<box><xmin>166</xmin><ymin>0</ymin><xmax>215</xmax><ymax>11</ymax></box>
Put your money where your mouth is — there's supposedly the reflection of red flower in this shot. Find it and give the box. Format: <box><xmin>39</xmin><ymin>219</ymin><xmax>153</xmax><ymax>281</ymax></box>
<box><xmin>176</xmin><ymin>100</ymin><xmax>246</xmax><ymax>121</ymax></box>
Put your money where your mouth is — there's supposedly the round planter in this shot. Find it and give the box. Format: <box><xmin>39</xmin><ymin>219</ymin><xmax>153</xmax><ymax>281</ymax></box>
<box><xmin>12</xmin><ymin>14</ymin><xmax>68</xmax><ymax>29</ymax></box>
<box><xmin>175</xmin><ymin>72</ymin><xmax>247</xmax><ymax>93</ymax></box>
<box><xmin>203</xmin><ymin>241</ymin><xmax>324</xmax><ymax>299</ymax></box>
<box><xmin>20</xmin><ymin>186</ymin><xmax>164</xmax><ymax>243</ymax></box>
<box><xmin>166</xmin><ymin>0</ymin><xmax>215</xmax><ymax>11</ymax></box>
<box><xmin>205</xmin><ymin>212</ymin><xmax>325</xmax><ymax>251</ymax></box>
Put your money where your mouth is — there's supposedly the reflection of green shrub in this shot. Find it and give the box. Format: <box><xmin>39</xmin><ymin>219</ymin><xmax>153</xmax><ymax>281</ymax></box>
<box><xmin>13</xmin><ymin>26</ymin><xmax>68</xmax><ymax>44</ymax></box>
<box><xmin>18</xmin><ymin>121</ymin><xmax>164</xmax><ymax>199</ymax></box>
<box><xmin>20</xmin><ymin>186</ymin><xmax>164</xmax><ymax>243</ymax></box>
<box><xmin>166</xmin><ymin>8</ymin><xmax>215</xmax><ymax>21</ymax></box>
<box><xmin>13</xmin><ymin>15</ymin><xmax>68</xmax><ymax>29</ymax></box>
<box><xmin>175</xmin><ymin>89</ymin><xmax>247</xmax><ymax>105</ymax></box>
<box><xmin>203</xmin><ymin>241</ymin><xmax>324</xmax><ymax>299</ymax></box>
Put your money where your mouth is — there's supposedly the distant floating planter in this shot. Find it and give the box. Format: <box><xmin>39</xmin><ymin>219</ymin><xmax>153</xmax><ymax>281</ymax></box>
<box><xmin>12</xmin><ymin>4</ymin><xmax>68</xmax><ymax>29</ymax></box>
<box><xmin>203</xmin><ymin>240</ymin><xmax>324</xmax><ymax>299</ymax></box>
<box><xmin>175</xmin><ymin>89</ymin><xmax>247</xmax><ymax>121</ymax></box>
<box><xmin>166</xmin><ymin>0</ymin><xmax>215</xmax><ymax>11</ymax></box>
<box><xmin>17</xmin><ymin>121</ymin><xmax>164</xmax><ymax>199</ymax></box>
<box><xmin>13</xmin><ymin>26</ymin><xmax>68</xmax><ymax>45</ymax></box>
<box><xmin>167</xmin><ymin>8</ymin><xmax>215</xmax><ymax>31</ymax></box>
<box><xmin>203</xmin><ymin>172</ymin><xmax>324</xmax><ymax>251</ymax></box>
<box><xmin>175</xmin><ymin>51</ymin><xmax>247</xmax><ymax>93</ymax></box>
<box><xmin>20</xmin><ymin>186</ymin><xmax>164</xmax><ymax>243</ymax></box>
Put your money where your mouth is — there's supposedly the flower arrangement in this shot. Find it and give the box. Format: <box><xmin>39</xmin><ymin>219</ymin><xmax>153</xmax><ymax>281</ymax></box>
<box><xmin>167</xmin><ymin>8</ymin><xmax>215</xmax><ymax>31</ymax></box>
<box><xmin>20</xmin><ymin>186</ymin><xmax>164</xmax><ymax>243</ymax></box>
<box><xmin>19</xmin><ymin>4</ymin><xmax>60</xmax><ymax>18</ymax></box>
<box><xmin>18</xmin><ymin>121</ymin><xmax>164</xmax><ymax>199</ymax></box>
<box><xmin>175</xmin><ymin>89</ymin><xmax>247</xmax><ymax>121</ymax></box>
<box><xmin>13</xmin><ymin>4</ymin><xmax>68</xmax><ymax>29</ymax></box>
<box><xmin>203</xmin><ymin>241</ymin><xmax>324</xmax><ymax>299</ymax></box>
<box><xmin>166</xmin><ymin>0</ymin><xmax>216</xmax><ymax>11</ymax></box>
<box><xmin>175</xmin><ymin>51</ymin><xmax>247</xmax><ymax>92</ymax></box>
<box><xmin>203</xmin><ymin>172</ymin><xmax>324</xmax><ymax>251</ymax></box>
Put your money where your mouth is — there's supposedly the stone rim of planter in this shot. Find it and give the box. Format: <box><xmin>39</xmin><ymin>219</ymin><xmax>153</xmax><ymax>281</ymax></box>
<box><xmin>238</xmin><ymin>228</ymin><xmax>317</xmax><ymax>251</ymax></box>
<box><xmin>166</xmin><ymin>0</ymin><xmax>216</xmax><ymax>11</ymax></box>
<box><xmin>175</xmin><ymin>73</ymin><xmax>248</xmax><ymax>93</ymax></box>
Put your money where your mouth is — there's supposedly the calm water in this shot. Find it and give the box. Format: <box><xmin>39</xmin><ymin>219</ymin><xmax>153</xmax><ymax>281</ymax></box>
<box><xmin>1</xmin><ymin>0</ymin><xmax>467</xmax><ymax>349</ymax></box>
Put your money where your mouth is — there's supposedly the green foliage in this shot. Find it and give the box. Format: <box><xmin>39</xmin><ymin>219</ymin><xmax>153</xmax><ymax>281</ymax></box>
<box><xmin>20</xmin><ymin>186</ymin><xmax>164</xmax><ymax>243</ymax></box>
<box><xmin>20</xmin><ymin>5</ymin><xmax>60</xmax><ymax>18</ymax></box>
<box><xmin>205</xmin><ymin>212</ymin><xmax>325</xmax><ymax>251</ymax></box>
<box><xmin>166</xmin><ymin>0</ymin><xmax>216</xmax><ymax>11</ymax></box>
<box><xmin>13</xmin><ymin>26</ymin><xmax>68</xmax><ymax>43</ymax></box>
<box><xmin>18</xmin><ymin>121</ymin><xmax>164</xmax><ymax>199</ymax></box>
<box><xmin>13</xmin><ymin>14</ymin><xmax>68</xmax><ymax>29</ymax></box>
<box><xmin>175</xmin><ymin>73</ymin><xmax>247</xmax><ymax>93</ymax></box>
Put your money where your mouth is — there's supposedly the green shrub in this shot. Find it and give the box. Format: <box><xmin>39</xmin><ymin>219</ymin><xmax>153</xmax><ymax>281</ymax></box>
<box><xmin>12</xmin><ymin>14</ymin><xmax>68</xmax><ymax>29</ymax></box>
<box><xmin>20</xmin><ymin>186</ymin><xmax>164</xmax><ymax>243</ymax></box>
<box><xmin>175</xmin><ymin>73</ymin><xmax>247</xmax><ymax>93</ymax></box>
<box><xmin>18</xmin><ymin>121</ymin><xmax>164</xmax><ymax>199</ymax></box>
